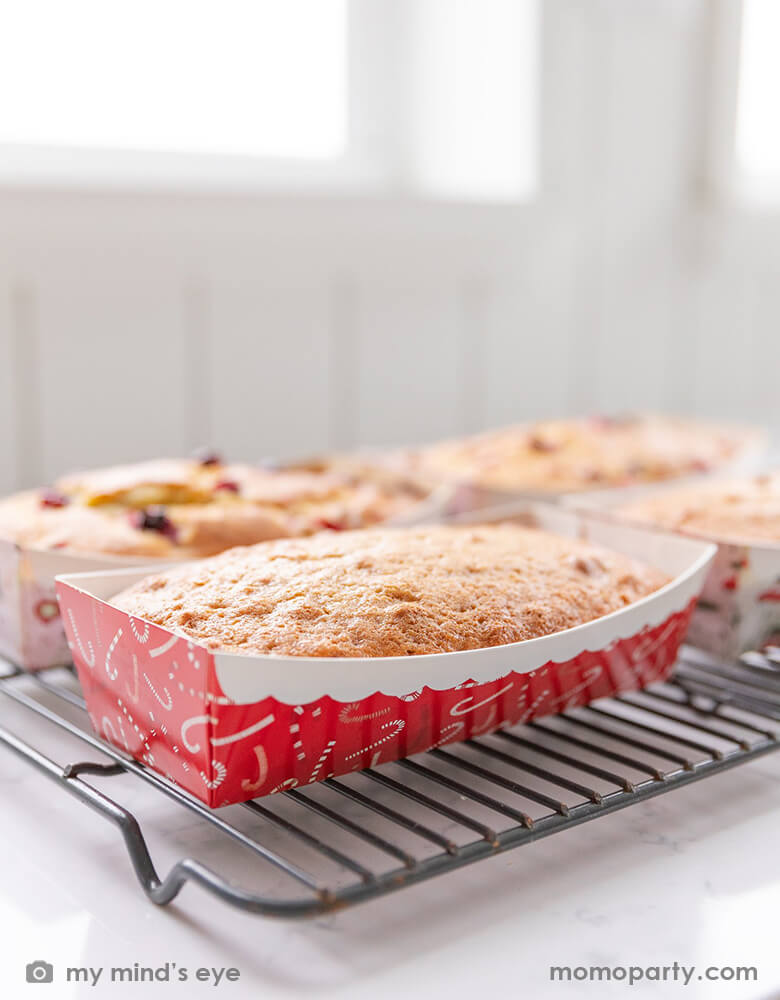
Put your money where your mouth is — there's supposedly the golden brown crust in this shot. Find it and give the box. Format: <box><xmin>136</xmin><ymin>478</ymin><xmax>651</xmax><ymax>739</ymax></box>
<box><xmin>112</xmin><ymin>524</ymin><xmax>669</xmax><ymax>658</ymax></box>
<box><xmin>617</xmin><ymin>472</ymin><xmax>780</xmax><ymax>545</ymax></box>
<box><xmin>0</xmin><ymin>458</ymin><xmax>432</xmax><ymax>559</ymax></box>
<box><xmin>413</xmin><ymin>415</ymin><xmax>756</xmax><ymax>493</ymax></box>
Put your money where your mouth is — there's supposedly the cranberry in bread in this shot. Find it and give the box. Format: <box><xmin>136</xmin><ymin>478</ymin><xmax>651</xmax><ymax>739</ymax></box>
<box><xmin>0</xmin><ymin>456</ymin><xmax>431</xmax><ymax>560</ymax></box>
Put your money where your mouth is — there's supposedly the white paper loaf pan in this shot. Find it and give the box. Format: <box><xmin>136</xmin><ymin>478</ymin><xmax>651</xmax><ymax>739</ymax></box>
<box><xmin>563</xmin><ymin>484</ymin><xmax>780</xmax><ymax>659</ymax></box>
<box><xmin>0</xmin><ymin>539</ymin><xmax>158</xmax><ymax>670</ymax></box>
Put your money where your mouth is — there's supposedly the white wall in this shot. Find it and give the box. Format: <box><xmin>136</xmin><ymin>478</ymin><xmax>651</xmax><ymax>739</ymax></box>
<box><xmin>0</xmin><ymin>0</ymin><xmax>777</xmax><ymax>494</ymax></box>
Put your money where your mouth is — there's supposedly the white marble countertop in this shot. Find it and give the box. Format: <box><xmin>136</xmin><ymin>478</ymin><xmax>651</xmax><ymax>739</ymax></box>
<box><xmin>0</xmin><ymin>693</ymin><xmax>778</xmax><ymax>1000</ymax></box>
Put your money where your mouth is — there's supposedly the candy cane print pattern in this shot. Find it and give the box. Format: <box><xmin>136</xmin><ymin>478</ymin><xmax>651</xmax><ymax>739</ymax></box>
<box><xmin>104</xmin><ymin>627</ymin><xmax>123</xmax><ymax>681</ymax></box>
<box><xmin>288</xmin><ymin>721</ymin><xmax>306</xmax><ymax>761</ymax></box>
<box><xmin>308</xmin><ymin>740</ymin><xmax>337</xmax><ymax>782</ymax></box>
<box><xmin>450</xmin><ymin>681</ymin><xmax>514</xmax><ymax>717</ymax></box>
<box><xmin>209</xmin><ymin>714</ymin><xmax>275</xmax><ymax>747</ymax></box>
<box><xmin>438</xmin><ymin>720</ymin><xmax>465</xmax><ymax>745</ymax></box>
<box><xmin>169</xmin><ymin>740</ymin><xmax>190</xmax><ymax>774</ymax></box>
<box><xmin>117</xmin><ymin>696</ymin><xmax>155</xmax><ymax>765</ymax></box>
<box><xmin>181</xmin><ymin>715</ymin><xmax>217</xmax><ymax>754</ymax></box>
<box><xmin>344</xmin><ymin>719</ymin><xmax>405</xmax><ymax>763</ymax></box>
<box><xmin>240</xmin><ymin>744</ymin><xmax>270</xmax><ymax>794</ymax></box>
<box><xmin>181</xmin><ymin>712</ymin><xmax>275</xmax><ymax>753</ymax></box>
<box><xmin>517</xmin><ymin>688</ymin><xmax>551</xmax><ymax>724</ymax></box>
<box><xmin>270</xmin><ymin>777</ymin><xmax>299</xmax><ymax>795</ymax></box>
<box><xmin>125</xmin><ymin>654</ymin><xmax>140</xmax><ymax>703</ymax></box>
<box><xmin>417</xmin><ymin>719</ymin><xmax>466</xmax><ymax>755</ymax></box>
<box><xmin>128</xmin><ymin>617</ymin><xmax>150</xmax><ymax>644</ymax></box>
<box><xmin>338</xmin><ymin>701</ymin><xmax>391</xmax><ymax>724</ymax></box>
<box><xmin>143</xmin><ymin>670</ymin><xmax>173</xmax><ymax>711</ymax></box>
<box><xmin>166</xmin><ymin>657</ymin><xmax>231</xmax><ymax>705</ymax></box>
<box><xmin>200</xmin><ymin>759</ymin><xmax>227</xmax><ymax>790</ymax></box>
<box><xmin>186</xmin><ymin>641</ymin><xmax>204</xmax><ymax>670</ymax></box>
<box><xmin>470</xmin><ymin>703</ymin><xmax>499</xmax><ymax>736</ymax></box>
<box><xmin>205</xmin><ymin>691</ymin><xmax>234</xmax><ymax>706</ymax></box>
<box><xmin>115</xmin><ymin>715</ymin><xmax>131</xmax><ymax>753</ymax></box>
<box><xmin>631</xmin><ymin>618</ymin><xmax>678</xmax><ymax>663</ymax></box>
<box><xmin>148</xmin><ymin>633</ymin><xmax>178</xmax><ymax>658</ymax></box>
<box><xmin>101</xmin><ymin>715</ymin><xmax>119</xmax><ymax>746</ymax></box>
<box><xmin>630</xmin><ymin>618</ymin><xmax>680</xmax><ymax>682</ymax></box>
<box><xmin>66</xmin><ymin>608</ymin><xmax>95</xmax><ymax>667</ymax></box>
<box><xmin>169</xmin><ymin>660</ymin><xmax>199</xmax><ymax>700</ymax></box>
<box><xmin>549</xmin><ymin>664</ymin><xmax>603</xmax><ymax>713</ymax></box>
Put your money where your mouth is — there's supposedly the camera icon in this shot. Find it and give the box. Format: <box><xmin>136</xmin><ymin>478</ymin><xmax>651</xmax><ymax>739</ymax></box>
<box><xmin>26</xmin><ymin>961</ymin><xmax>54</xmax><ymax>984</ymax></box>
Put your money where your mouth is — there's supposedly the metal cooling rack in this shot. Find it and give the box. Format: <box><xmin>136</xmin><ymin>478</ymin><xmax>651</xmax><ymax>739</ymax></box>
<box><xmin>0</xmin><ymin>648</ymin><xmax>777</xmax><ymax>918</ymax></box>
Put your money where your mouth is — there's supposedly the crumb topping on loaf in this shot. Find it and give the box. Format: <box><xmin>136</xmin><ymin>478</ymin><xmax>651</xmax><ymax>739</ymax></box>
<box><xmin>112</xmin><ymin>524</ymin><xmax>669</xmax><ymax>658</ymax></box>
<box><xmin>618</xmin><ymin>472</ymin><xmax>780</xmax><ymax>545</ymax></box>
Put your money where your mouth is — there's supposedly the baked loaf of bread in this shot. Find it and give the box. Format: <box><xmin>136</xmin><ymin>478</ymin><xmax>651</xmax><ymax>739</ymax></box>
<box><xmin>0</xmin><ymin>456</ymin><xmax>430</xmax><ymax>559</ymax></box>
<box><xmin>617</xmin><ymin>472</ymin><xmax>780</xmax><ymax>545</ymax></box>
<box><xmin>112</xmin><ymin>524</ymin><xmax>669</xmax><ymax>657</ymax></box>
<box><xmin>412</xmin><ymin>415</ymin><xmax>758</xmax><ymax>493</ymax></box>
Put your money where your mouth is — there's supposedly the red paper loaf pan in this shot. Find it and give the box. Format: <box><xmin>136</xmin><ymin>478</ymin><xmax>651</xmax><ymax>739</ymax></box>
<box><xmin>56</xmin><ymin>506</ymin><xmax>715</xmax><ymax>808</ymax></box>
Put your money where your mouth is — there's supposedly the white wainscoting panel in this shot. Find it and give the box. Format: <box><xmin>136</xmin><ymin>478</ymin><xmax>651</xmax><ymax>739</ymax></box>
<box><xmin>31</xmin><ymin>275</ymin><xmax>189</xmax><ymax>484</ymax></box>
<box><xmin>0</xmin><ymin>284</ymin><xmax>22</xmax><ymax>493</ymax></box>
<box><xmin>481</xmin><ymin>277</ymin><xmax>574</xmax><ymax>428</ymax></box>
<box><xmin>208</xmin><ymin>279</ymin><xmax>333</xmax><ymax>462</ymax></box>
<box><xmin>352</xmin><ymin>282</ymin><xmax>465</xmax><ymax>447</ymax></box>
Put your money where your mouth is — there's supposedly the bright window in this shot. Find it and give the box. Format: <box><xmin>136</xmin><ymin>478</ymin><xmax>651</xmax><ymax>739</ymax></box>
<box><xmin>0</xmin><ymin>0</ymin><xmax>347</xmax><ymax>159</ymax></box>
<box><xmin>0</xmin><ymin>0</ymin><xmax>538</xmax><ymax>200</ymax></box>
<box><xmin>736</xmin><ymin>0</ymin><xmax>780</xmax><ymax>183</ymax></box>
